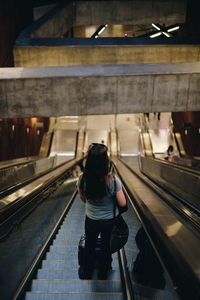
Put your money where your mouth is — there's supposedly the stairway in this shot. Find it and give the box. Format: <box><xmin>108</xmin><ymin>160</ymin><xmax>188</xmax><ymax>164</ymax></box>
<box><xmin>25</xmin><ymin>194</ymin><xmax>123</xmax><ymax>300</ymax></box>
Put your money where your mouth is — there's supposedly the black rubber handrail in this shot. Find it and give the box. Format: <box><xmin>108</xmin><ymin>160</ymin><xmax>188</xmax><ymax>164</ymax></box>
<box><xmin>152</xmin><ymin>156</ymin><xmax>200</xmax><ymax>176</ymax></box>
<box><xmin>118</xmin><ymin>247</ymin><xmax>135</xmax><ymax>300</ymax></box>
<box><xmin>0</xmin><ymin>157</ymin><xmax>37</xmax><ymax>170</ymax></box>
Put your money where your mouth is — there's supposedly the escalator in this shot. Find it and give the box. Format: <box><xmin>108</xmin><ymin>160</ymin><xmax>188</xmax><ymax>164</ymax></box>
<box><xmin>15</xmin><ymin>175</ymin><xmax>179</xmax><ymax>300</ymax></box>
<box><xmin>11</xmin><ymin>160</ymin><xmax>182</xmax><ymax>300</ymax></box>
<box><xmin>2</xmin><ymin>146</ymin><xmax>200</xmax><ymax>300</ymax></box>
<box><xmin>25</xmin><ymin>192</ymin><xmax>124</xmax><ymax>300</ymax></box>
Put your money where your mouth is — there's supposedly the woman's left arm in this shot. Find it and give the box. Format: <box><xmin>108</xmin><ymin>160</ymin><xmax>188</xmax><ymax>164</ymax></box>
<box><xmin>77</xmin><ymin>187</ymin><xmax>86</xmax><ymax>203</ymax></box>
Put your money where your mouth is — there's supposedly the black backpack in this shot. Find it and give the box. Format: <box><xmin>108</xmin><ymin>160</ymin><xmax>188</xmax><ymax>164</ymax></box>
<box><xmin>133</xmin><ymin>227</ymin><xmax>165</xmax><ymax>289</ymax></box>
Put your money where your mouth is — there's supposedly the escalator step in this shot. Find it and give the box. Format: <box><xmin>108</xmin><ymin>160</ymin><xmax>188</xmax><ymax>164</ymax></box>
<box><xmin>30</xmin><ymin>279</ymin><xmax>121</xmax><ymax>293</ymax></box>
<box><xmin>25</xmin><ymin>292</ymin><xmax>123</xmax><ymax>299</ymax></box>
<box><xmin>49</xmin><ymin>246</ymin><xmax>77</xmax><ymax>253</ymax></box>
<box><xmin>58</xmin><ymin>229</ymin><xmax>83</xmax><ymax>234</ymax></box>
<box><xmin>55</xmin><ymin>234</ymin><xmax>81</xmax><ymax>240</ymax></box>
<box><xmin>42</xmin><ymin>260</ymin><xmax>79</xmax><ymax>270</ymax></box>
<box><xmin>60</xmin><ymin>224</ymin><xmax>84</xmax><ymax>228</ymax></box>
<box><xmin>46</xmin><ymin>252</ymin><xmax>118</xmax><ymax>261</ymax></box>
<box><xmin>41</xmin><ymin>260</ymin><xmax>119</xmax><ymax>270</ymax></box>
<box><xmin>46</xmin><ymin>252</ymin><xmax>78</xmax><ymax>260</ymax></box>
<box><xmin>53</xmin><ymin>240</ymin><xmax>78</xmax><ymax>246</ymax></box>
<box><xmin>36</xmin><ymin>269</ymin><xmax>121</xmax><ymax>280</ymax></box>
<box><xmin>62</xmin><ymin>220</ymin><xmax>85</xmax><ymax>224</ymax></box>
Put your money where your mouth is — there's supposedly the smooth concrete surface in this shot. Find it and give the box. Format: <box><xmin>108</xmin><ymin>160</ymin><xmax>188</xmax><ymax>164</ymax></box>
<box><xmin>31</xmin><ymin>2</ymin><xmax>73</xmax><ymax>38</ymax></box>
<box><xmin>18</xmin><ymin>1</ymin><xmax>73</xmax><ymax>39</ymax></box>
<box><xmin>33</xmin><ymin>4</ymin><xmax>57</xmax><ymax>21</ymax></box>
<box><xmin>1</xmin><ymin>63</ymin><xmax>200</xmax><ymax>118</ymax></box>
<box><xmin>13</xmin><ymin>44</ymin><xmax>200</xmax><ymax>67</ymax></box>
<box><xmin>19</xmin><ymin>0</ymin><xmax>186</xmax><ymax>39</ymax></box>
<box><xmin>75</xmin><ymin>0</ymin><xmax>186</xmax><ymax>26</ymax></box>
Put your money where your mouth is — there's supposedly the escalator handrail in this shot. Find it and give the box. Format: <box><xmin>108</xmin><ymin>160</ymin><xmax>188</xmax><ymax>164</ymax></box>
<box><xmin>118</xmin><ymin>248</ymin><xmax>135</xmax><ymax>300</ymax></box>
<box><xmin>118</xmin><ymin>156</ymin><xmax>200</xmax><ymax>230</ymax></box>
<box><xmin>0</xmin><ymin>157</ymin><xmax>75</xmax><ymax>199</ymax></box>
<box><xmin>151</xmin><ymin>156</ymin><xmax>200</xmax><ymax>176</ymax></box>
<box><xmin>112</xmin><ymin>156</ymin><xmax>200</xmax><ymax>300</ymax></box>
<box><xmin>12</xmin><ymin>190</ymin><xmax>77</xmax><ymax>300</ymax></box>
<box><xmin>0</xmin><ymin>158</ymin><xmax>83</xmax><ymax>240</ymax></box>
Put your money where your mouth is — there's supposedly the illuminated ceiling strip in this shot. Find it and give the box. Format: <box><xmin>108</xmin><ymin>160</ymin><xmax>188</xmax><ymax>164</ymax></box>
<box><xmin>152</xmin><ymin>23</ymin><xmax>160</xmax><ymax>31</ymax></box>
<box><xmin>167</xmin><ymin>26</ymin><xmax>180</xmax><ymax>32</ymax></box>
<box><xmin>162</xmin><ymin>31</ymin><xmax>170</xmax><ymax>37</ymax></box>
<box><xmin>51</xmin><ymin>152</ymin><xmax>75</xmax><ymax>156</ymax></box>
<box><xmin>120</xmin><ymin>153</ymin><xmax>138</xmax><ymax>157</ymax></box>
<box><xmin>150</xmin><ymin>32</ymin><xmax>162</xmax><ymax>38</ymax></box>
<box><xmin>98</xmin><ymin>26</ymin><xmax>106</xmax><ymax>35</ymax></box>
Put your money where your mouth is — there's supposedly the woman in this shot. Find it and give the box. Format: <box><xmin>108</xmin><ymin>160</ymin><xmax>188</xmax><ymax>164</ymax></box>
<box><xmin>165</xmin><ymin>145</ymin><xmax>175</xmax><ymax>162</ymax></box>
<box><xmin>77</xmin><ymin>143</ymin><xmax>127</xmax><ymax>280</ymax></box>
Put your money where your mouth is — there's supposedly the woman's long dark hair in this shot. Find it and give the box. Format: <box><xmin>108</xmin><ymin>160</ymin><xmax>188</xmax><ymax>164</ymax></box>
<box><xmin>80</xmin><ymin>143</ymin><xmax>109</xmax><ymax>202</ymax></box>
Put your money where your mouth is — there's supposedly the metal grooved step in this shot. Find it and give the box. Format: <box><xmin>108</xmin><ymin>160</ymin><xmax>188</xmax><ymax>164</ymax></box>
<box><xmin>25</xmin><ymin>194</ymin><xmax>123</xmax><ymax>300</ymax></box>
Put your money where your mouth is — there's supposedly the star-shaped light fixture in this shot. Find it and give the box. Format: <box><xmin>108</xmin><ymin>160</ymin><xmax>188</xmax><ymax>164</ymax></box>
<box><xmin>150</xmin><ymin>23</ymin><xmax>180</xmax><ymax>38</ymax></box>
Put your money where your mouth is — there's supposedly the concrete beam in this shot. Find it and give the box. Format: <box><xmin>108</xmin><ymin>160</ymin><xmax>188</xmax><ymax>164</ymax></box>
<box><xmin>0</xmin><ymin>62</ymin><xmax>200</xmax><ymax>118</ymax></box>
<box><xmin>19</xmin><ymin>0</ymin><xmax>186</xmax><ymax>39</ymax></box>
<box><xmin>75</xmin><ymin>0</ymin><xmax>186</xmax><ymax>26</ymax></box>
<box><xmin>30</xmin><ymin>2</ymin><xmax>73</xmax><ymax>38</ymax></box>
<box><xmin>14</xmin><ymin>42</ymin><xmax>200</xmax><ymax>67</ymax></box>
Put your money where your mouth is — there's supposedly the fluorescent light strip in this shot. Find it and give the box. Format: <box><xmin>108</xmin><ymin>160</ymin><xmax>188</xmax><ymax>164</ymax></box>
<box><xmin>167</xmin><ymin>26</ymin><xmax>180</xmax><ymax>32</ymax></box>
<box><xmin>120</xmin><ymin>153</ymin><xmax>138</xmax><ymax>157</ymax></box>
<box><xmin>98</xmin><ymin>26</ymin><xmax>105</xmax><ymax>35</ymax></box>
<box><xmin>50</xmin><ymin>152</ymin><xmax>74</xmax><ymax>156</ymax></box>
<box><xmin>150</xmin><ymin>32</ymin><xmax>162</xmax><ymax>38</ymax></box>
<box><xmin>162</xmin><ymin>31</ymin><xmax>170</xmax><ymax>37</ymax></box>
<box><xmin>152</xmin><ymin>23</ymin><xmax>160</xmax><ymax>31</ymax></box>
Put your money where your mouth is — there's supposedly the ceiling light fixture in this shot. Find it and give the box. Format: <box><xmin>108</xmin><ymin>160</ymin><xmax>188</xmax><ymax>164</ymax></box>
<box><xmin>152</xmin><ymin>23</ymin><xmax>160</xmax><ymax>31</ymax></box>
<box><xmin>91</xmin><ymin>25</ymin><xmax>108</xmax><ymax>38</ymax></box>
<box><xmin>149</xmin><ymin>23</ymin><xmax>180</xmax><ymax>38</ymax></box>
<box><xmin>150</xmin><ymin>32</ymin><xmax>162</xmax><ymax>38</ymax></box>
<box><xmin>98</xmin><ymin>26</ymin><xmax>106</xmax><ymax>35</ymax></box>
<box><xmin>162</xmin><ymin>31</ymin><xmax>171</xmax><ymax>37</ymax></box>
<box><xmin>167</xmin><ymin>26</ymin><xmax>180</xmax><ymax>32</ymax></box>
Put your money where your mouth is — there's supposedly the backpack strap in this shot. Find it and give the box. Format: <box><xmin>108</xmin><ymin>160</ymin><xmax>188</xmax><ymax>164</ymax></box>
<box><xmin>112</xmin><ymin>176</ymin><xmax>117</xmax><ymax>218</ymax></box>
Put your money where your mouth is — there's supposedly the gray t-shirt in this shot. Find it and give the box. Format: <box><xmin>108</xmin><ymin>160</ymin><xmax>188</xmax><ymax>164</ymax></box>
<box><xmin>77</xmin><ymin>175</ymin><xmax>122</xmax><ymax>220</ymax></box>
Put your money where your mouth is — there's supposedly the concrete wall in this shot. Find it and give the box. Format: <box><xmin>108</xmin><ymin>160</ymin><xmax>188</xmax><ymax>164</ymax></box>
<box><xmin>13</xmin><ymin>0</ymin><xmax>187</xmax><ymax>67</ymax></box>
<box><xmin>22</xmin><ymin>0</ymin><xmax>186</xmax><ymax>39</ymax></box>
<box><xmin>30</xmin><ymin>2</ymin><xmax>73</xmax><ymax>38</ymax></box>
<box><xmin>74</xmin><ymin>0</ymin><xmax>186</xmax><ymax>26</ymax></box>
<box><xmin>13</xmin><ymin>43</ymin><xmax>200</xmax><ymax>67</ymax></box>
<box><xmin>1</xmin><ymin>62</ymin><xmax>200</xmax><ymax>118</ymax></box>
